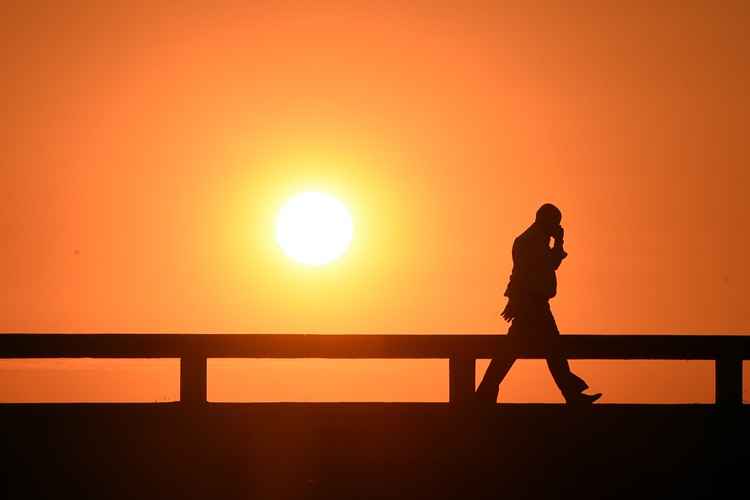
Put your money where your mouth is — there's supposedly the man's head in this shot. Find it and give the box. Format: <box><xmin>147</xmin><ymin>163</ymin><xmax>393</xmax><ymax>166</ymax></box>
<box><xmin>535</xmin><ymin>203</ymin><xmax>562</xmax><ymax>236</ymax></box>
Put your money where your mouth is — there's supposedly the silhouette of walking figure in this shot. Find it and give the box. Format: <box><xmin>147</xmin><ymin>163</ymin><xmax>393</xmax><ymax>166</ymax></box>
<box><xmin>476</xmin><ymin>204</ymin><xmax>602</xmax><ymax>404</ymax></box>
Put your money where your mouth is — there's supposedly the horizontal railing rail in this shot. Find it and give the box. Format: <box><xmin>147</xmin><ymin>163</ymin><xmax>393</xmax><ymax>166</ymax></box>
<box><xmin>1</xmin><ymin>334</ymin><xmax>748</xmax><ymax>406</ymax></box>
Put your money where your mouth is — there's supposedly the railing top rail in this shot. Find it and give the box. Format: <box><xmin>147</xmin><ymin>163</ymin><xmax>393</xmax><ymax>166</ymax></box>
<box><xmin>1</xmin><ymin>334</ymin><xmax>749</xmax><ymax>360</ymax></box>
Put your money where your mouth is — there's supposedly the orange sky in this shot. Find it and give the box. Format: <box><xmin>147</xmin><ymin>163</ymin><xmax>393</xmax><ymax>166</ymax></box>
<box><xmin>1</xmin><ymin>2</ymin><xmax>749</xmax><ymax>403</ymax></box>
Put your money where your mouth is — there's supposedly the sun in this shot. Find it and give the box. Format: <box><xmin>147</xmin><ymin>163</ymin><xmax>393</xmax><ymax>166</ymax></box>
<box><xmin>275</xmin><ymin>191</ymin><xmax>353</xmax><ymax>266</ymax></box>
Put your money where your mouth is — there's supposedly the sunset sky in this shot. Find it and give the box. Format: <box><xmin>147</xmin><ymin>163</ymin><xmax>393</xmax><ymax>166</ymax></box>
<box><xmin>2</xmin><ymin>2</ymin><xmax>748</xmax><ymax>403</ymax></box>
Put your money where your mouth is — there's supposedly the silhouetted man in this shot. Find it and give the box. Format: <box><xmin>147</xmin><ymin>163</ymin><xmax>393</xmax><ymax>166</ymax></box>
<box><xmin>476</xmin><ymin>204</ymin><xmax>602</xmax><ymax>404</ymax></box>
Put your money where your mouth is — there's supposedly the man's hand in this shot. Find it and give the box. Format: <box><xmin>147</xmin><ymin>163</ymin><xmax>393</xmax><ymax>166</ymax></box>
<box><xmin>500</xmin><ymin>299</ymin><xmax>516</xmax><ymax>322</ymax></box>
<box><xmin>551</xmin><ymin>225</ymin><xmax>564</xmax><ymax>246</ymax></box>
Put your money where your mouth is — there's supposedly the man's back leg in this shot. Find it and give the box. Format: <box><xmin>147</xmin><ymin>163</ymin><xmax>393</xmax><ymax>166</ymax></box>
<box><xmin>476</xmin><ymin>356</ymin><xmax>515</xmax><ymax>403</ymax></box>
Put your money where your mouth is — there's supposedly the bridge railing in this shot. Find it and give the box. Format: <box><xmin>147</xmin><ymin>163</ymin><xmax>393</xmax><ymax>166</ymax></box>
<box><xmin>1</xmin><ymin>334</ymin><xmax>748</xmax><ymax>406</ymax></box>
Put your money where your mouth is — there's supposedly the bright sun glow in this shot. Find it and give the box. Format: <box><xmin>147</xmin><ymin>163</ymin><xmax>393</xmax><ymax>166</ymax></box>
<box><xmin>275</xmin><ymin>191</ymin><xmax>353</xmax><ymax>266</ymax></box>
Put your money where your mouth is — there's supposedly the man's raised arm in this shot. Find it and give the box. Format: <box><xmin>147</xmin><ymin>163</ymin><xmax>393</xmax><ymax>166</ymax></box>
<box><xmin>549</xmin><ymin>226</ymin><xmax>568</xmax><ymax>270</ymax></box>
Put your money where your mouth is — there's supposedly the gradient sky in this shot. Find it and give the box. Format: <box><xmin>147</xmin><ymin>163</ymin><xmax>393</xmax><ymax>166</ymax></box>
<box><xmin>2</xmin><ymin>1</ymin><xmax>748</xmax><ymax>403</ymax></box>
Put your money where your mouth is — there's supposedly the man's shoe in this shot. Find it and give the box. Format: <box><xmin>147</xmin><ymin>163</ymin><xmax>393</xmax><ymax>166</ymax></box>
<box><xmin>474</xmin><ymin>386</ymin><xmax>499</xmax><ymax>406</ymax></box>
<box><xmin>566</xmin><ymin>392</ymin><xmax>602</xmax><ymax>405</ymax></box>
<box><xmin>474</xmin><ymin>392</ymin><xmax>498</xmax><ymax>406</ymax></box>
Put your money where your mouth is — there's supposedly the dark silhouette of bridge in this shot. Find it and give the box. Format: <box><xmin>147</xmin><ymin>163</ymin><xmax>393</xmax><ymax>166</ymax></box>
<box><xmin>2</xmin><ymin>333</ymin><xmax>748</xmax><ymax>499</ymax></box>
<box><xmin>2</xmin><ymin>333</ymin><xmax>748</xmax><ymax>405</ymax></box>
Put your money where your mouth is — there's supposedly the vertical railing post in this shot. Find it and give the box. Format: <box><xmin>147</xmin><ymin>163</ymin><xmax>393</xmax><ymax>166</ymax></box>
<box><xmin>449</xmin><ymin>356</ymin><xmax>475</xmax><ymax>406</ymax></box>
<box><xmin>180</xmin><ymin>355</ymin><xmax>207</xmax><ymax>405</ymax></box>
<box><xmin>715</xmin><ymin>356</ymin><xmax>743</xmax><ymax>407</ymax></box>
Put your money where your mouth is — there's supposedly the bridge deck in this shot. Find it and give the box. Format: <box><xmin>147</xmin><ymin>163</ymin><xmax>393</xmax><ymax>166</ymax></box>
<box><xmin>2</xmin><ymin>402</ymin><xmax>747</xmax><ymax>499</ymax></box>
